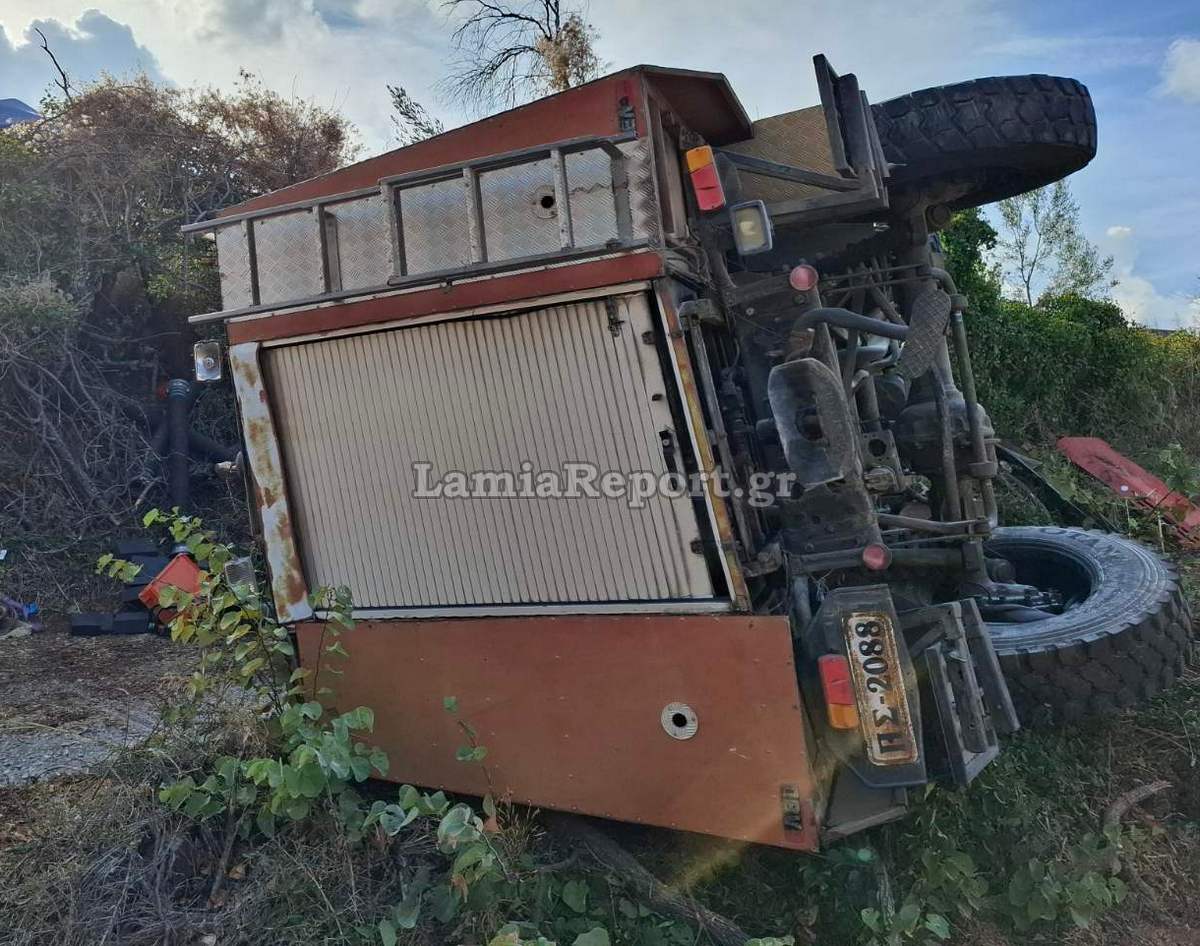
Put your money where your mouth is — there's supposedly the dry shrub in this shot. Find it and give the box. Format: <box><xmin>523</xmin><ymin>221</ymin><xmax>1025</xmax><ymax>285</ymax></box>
<box><xmin>0</xmin><ymin>710</ymin><xmax>445</xmax><ymax>946</ymax></box>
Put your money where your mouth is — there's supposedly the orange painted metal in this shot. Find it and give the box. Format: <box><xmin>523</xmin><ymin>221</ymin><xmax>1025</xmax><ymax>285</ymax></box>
<box><xmin>296</xmin><ymin>613</ymin><xmax>820</xmax><ymax>850</ymax></box>
<box><xmin>227</xmin><ymin>252</ymin><xmax>666</xmax><ymax>345</ymax></box>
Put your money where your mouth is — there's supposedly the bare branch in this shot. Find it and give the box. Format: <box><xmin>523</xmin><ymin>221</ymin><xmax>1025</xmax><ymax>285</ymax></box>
<box><xmin>35</xmin><ymin>27</ymin><xmax>73</xmax><ymax>102</ymax></box>
<box><xmin>437</xmin><ymin>0</ymin><xmax>603</xmax><ymax>114</ymax></box>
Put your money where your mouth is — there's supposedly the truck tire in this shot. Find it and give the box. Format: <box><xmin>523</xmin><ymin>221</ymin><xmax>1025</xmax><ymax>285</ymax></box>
<box><xmin>871</xmin><ymin>76</ymin><xmax>1097</xmax><ymax>210</ymax></box>
<box><xmin>982</xmin><ymin>527</ymin><xmax>1193</xmax><ymax>724</ymax></box>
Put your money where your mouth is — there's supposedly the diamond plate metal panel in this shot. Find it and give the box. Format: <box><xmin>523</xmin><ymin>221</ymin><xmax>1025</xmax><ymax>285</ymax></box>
<box><xmin>256</xmin><ymin>210</ymin><xmax>324</xmax><ymax>305</ymax></box>
<box><xmin>215</xmin><ymin>224</ymin><xmax>253</xmax><ymax>311</ymax></box>
<box><xmin>625</xmin><ymin>138</ymin><xmax>661</xmax><ymax>245</ymax></box>
<box><xmin>722</xmin><ymin>105</ymin><xmax>837</xmax><ymax>204</ymax></box>
<box><xmin>565</xmin><ymin>150</ymin><xmax>619</xmax><ymax>247</ymax></box>
<box><xmin>401</xmin><ymin>178</ymin><xmax>470</xmax><ymax>275</ymax></box>
<box><xmin>479</xmin><ymin>159</ymin><xmax>559</xmax><ymax>260</ymax></box>
<box><xmin>328</xmin><ymin>194</ymin><xmax>392</xmax><ymax>290</ymax></box>
<box><xmin>265</xmin><ymin>294</ymin><xmax>713</xmax><ymax>608</ymax></box>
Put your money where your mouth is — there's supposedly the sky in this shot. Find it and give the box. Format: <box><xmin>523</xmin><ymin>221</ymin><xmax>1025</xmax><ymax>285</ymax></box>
<box><xmin>1</xmin><ymin>0</ymin><xmax>1198</xmax><ymax>327</ymax></box>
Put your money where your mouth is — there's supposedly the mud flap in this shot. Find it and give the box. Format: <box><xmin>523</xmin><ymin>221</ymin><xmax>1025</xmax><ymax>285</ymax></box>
<box><xmin>768</xmin><ymin>358</ymin><xmax>862</xmax><ymax>487</ymax></box>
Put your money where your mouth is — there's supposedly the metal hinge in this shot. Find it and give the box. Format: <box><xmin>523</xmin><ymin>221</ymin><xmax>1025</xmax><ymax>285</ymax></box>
<box><xmin>604</xmin><ymin>297</ymin><xmax>624</xmax><ymax>337</ymax></box>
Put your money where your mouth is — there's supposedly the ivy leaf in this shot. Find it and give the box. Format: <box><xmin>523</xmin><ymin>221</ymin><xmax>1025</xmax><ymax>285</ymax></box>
<box><xmin>924</xmin><ymin>913</ymin><xmax>951</xmax><ymax>940</ymax></box>
<box><xmin>895</xmin><ymin>900</ymin><xmax>921</xmax><ymax>934</ymax></box>
<box><xmin>256</xmin><ymin>808</ymin><xmax>276</xmax><ymax>838</ymax></box>
<box><xmin>378</xmin><ymin>918</ymin><xmax>397</xmax><ymax>946</ymax></box>
<box><xmin>395</xmin><ymin>866</ymin><xmax>430</xmax><ymax>928</ymax></box>
<box><xmin>573</xmin><ymin>929</ymin><xmax>610</xmax><ymax>946</ymax></box>
<box><xmin>562</xmin><ymin>879</ymin><xmax>589</xmax><ymax>914</ymax></box>
<box><xmin>349</xmin><ymin>755</ymin><xmax>372</xmax><ymax>782</ymax></box>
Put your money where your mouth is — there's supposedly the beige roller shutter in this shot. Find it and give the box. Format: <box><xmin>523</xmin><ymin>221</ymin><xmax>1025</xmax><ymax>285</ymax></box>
<box><xmin>264</xmin><ymin>292</ymin><xmax>715</xmax><ymax>609</ymax></box>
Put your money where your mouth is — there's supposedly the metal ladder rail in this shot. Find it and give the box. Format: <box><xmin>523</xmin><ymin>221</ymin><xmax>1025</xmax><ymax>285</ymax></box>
<box><xmin>182</xmin><ymin>132</ymin><xmax>638</xmax><ymax>323</ymax></box>
<box><xmin>378</xmin><ymin>132</ymin><xmax>637</xmax><ymax>280</ymax></box>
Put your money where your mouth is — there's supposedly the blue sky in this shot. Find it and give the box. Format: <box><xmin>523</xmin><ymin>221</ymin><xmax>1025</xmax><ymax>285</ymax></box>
<box><xmin>1</xmin><ymin>0</ymin><xmax>1197</xmax><ymax>326</ymax></box>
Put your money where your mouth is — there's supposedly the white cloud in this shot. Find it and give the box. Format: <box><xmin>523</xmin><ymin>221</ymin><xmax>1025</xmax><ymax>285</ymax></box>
<box><xmin>0</xmin><ymin>1</ymin><xmax>449</xmax><ymax>149</ymax></box>
<box><xmin>1159</xmin><ymin>37</ymin><xmax>1200</xmax><ymax>104</ymax></box>
<box><xmin>0</xmin><ymin>10</ymin><xmax>163</xmax><ymax>107</ymax></box>
<box><xmin>0</xmin><ymin>0</ymin><xmax>1018</xmax><ymax>153</ymax></box>
<box><xmin>1103</xmin><ymin>227</ymin><xmax>1199</xmax><ymax>330</ymax></box>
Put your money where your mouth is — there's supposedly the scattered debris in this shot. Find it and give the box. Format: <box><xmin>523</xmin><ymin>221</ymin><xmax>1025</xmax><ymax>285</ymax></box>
<box><xmin>1058</xmin><ymin>437</ymin><xmax>1200</xmax><ymax>546</ymax></box>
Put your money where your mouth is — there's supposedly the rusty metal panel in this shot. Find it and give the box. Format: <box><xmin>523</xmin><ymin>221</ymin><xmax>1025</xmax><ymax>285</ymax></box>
<box><xmin>228</xmin><ymin>343</ymin><xmax>312</xmax><ymax>623</ymax></box>
<box><xmin>653</xmin><ymin>283</ymin><xmax>750</xmax><ymax>610</ymax></box>
<box><xmin>255</xmin><ymin>210</ymin><xmax>325</xmax><ymax>304</ymax></box>
<box><xmin>264</xmin><ymin>292</ymin><xmax>714</xmax><ymax>609</ymax></box>
<box><xmin>215</xmin><ymin>224</ymin><xmax>253</xmax><ymax>311</ymax></box>
<box><xmin>297</xmin><ymin>613</ymin><xmax>818</xmax><ymax>850</ymax></box>
<box><xmin>400</xmin><ymin>178</ymin><xmax>471</xmax><ymax>274</ymax></box>
<box><xmin>327</xmin><ymin>194</ymin><xmax>392</xmax><ymax>290</ymax></box>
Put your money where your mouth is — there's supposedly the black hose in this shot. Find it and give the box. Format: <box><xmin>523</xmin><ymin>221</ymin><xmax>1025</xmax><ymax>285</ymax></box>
<box><xmin>794</xmin><ymin>307</ymin><xmax>910</xmax><ymax>341</ymax></box>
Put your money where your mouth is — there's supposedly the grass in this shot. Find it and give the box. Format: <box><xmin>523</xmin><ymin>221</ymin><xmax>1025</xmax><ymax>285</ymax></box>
<box><xmin>685</xmin><ymin>468</ymin><xmax>1200</xmax><ymax>946</ymax></box>
<box><xmin>1</xmin><ymin>461</ymin><xmax>1197</xmax><ymax>946</ymax></box>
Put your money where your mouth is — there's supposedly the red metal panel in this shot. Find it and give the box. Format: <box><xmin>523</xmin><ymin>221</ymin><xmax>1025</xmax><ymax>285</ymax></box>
<box><xmin>220</xmin><ymin>75</ymin><xmax>648</xmax><ymax>219</ymax></box>
<box><xmin>296</xmin><ymin>613</ymin><xmax>820</xmax><ymax>850</ymax></box>
<box><xmin>216</xmin><ymin>67</ymin><xmax>752</xmax><ymax>221</ymax></box>
<box><xmin>1058</xmin><ymin>436</ymin><xmax>1200</xmax><ymax>545</ymax></box>
<box><xmin>226</xmin><ymin>252</ymin><xmax>665</xmax><ymax>345</ymax></box>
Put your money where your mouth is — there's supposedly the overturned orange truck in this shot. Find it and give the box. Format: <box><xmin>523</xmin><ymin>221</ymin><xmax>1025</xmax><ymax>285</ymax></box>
<box><xmin>185</xmin><ymin>57</ymin><xmax>1192</xmax><ymax>850</ymax></box>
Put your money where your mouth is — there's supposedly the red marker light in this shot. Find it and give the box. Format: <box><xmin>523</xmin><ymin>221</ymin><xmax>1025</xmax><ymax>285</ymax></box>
<box><xmin>862</xmin><ymin>543</ymin><xmax>892</xmax><ymax>571</ymax></box>
<box><xmin>789</xmin><ymin>264</ymin><xmax>819</xmax><ymax>292</ymax></box>
<box><xmin>685</xmin><ymin>145</ymin><xmax>726</xmax><ymax>212</ymax></box>
<box><xmin>818</xmin><ymin>654</ymin><xmax>859</xmax><ymax>730</ymax></box>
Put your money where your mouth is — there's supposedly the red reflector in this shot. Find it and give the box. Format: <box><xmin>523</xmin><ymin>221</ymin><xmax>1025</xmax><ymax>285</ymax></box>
<box><xmin>862</xmin><ymin>543</ymin><xmax>893</xmax><ymax>571</ymax></box>
<box><xmin>818</xmin><ymin>654</ymin><xmax>855</xmax><ymax>705</ymax></box>
<box><xmin>789</xmin><ymin>264</ymin><xmax>819</xmax><ymax>292</ymax></box>
<box><xmin>689</xmin><ymin>163</ymin><xmax>726</xmax><ymax>212</ymax></box>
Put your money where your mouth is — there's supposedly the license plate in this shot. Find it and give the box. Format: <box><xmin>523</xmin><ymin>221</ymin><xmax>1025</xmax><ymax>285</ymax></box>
<box><xmin>843</xmin><ymin>610</ymin><xmax>918</xmax><ymax>766</ymax></box>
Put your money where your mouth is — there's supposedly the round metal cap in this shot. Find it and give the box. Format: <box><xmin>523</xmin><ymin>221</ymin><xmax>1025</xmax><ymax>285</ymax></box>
<box><xmin>661</xmin><ymin>702</ymin><xmax>698</xmax><ymax>740</ymax></box>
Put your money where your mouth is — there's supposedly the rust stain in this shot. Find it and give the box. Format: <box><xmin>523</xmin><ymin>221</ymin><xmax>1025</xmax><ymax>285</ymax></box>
<box><xmin>654</xmin><ymin>284</ymin><xmax>750</xmax><ymax>609</ymax></box>
<box><xmin>228</xmin><ymin>342</ymin><xmax>313</xmax><ymax>623</ymax></box>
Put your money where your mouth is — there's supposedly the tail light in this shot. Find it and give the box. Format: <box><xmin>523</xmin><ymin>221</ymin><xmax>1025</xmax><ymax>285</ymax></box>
<box><xmin>818</xmin><ymin>654</ymin><xmax>860</xmax><ymax>730</ymax></box>
<box><xmin>684</xmin><ymin>145</ymin><xmax>725</xmax><ymax>212</ymax></box>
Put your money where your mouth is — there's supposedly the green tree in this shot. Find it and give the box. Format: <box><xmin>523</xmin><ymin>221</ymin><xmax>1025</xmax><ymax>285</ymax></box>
<box><xmin>388</xmin><ymin>85</ymin><xmax>445</xmax><ymax>146</ymax></box>
<box><xmin>995</xmin><ymin>180</ymin><xmax>1114</xmax><ymax>304</ymax></box>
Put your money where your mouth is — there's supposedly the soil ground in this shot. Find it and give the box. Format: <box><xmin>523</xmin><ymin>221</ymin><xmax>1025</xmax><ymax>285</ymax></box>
<box><xmin>0</xmin><ymin>617</ymin><xmax>194</xmax><ymax>786</ymax></box>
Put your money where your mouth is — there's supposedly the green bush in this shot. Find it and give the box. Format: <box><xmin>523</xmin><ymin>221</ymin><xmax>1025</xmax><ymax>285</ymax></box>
<box><xmin>943</xmin><ymin>210</ymin><xmax>1200</xmax><ymax>458</ymax></box>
